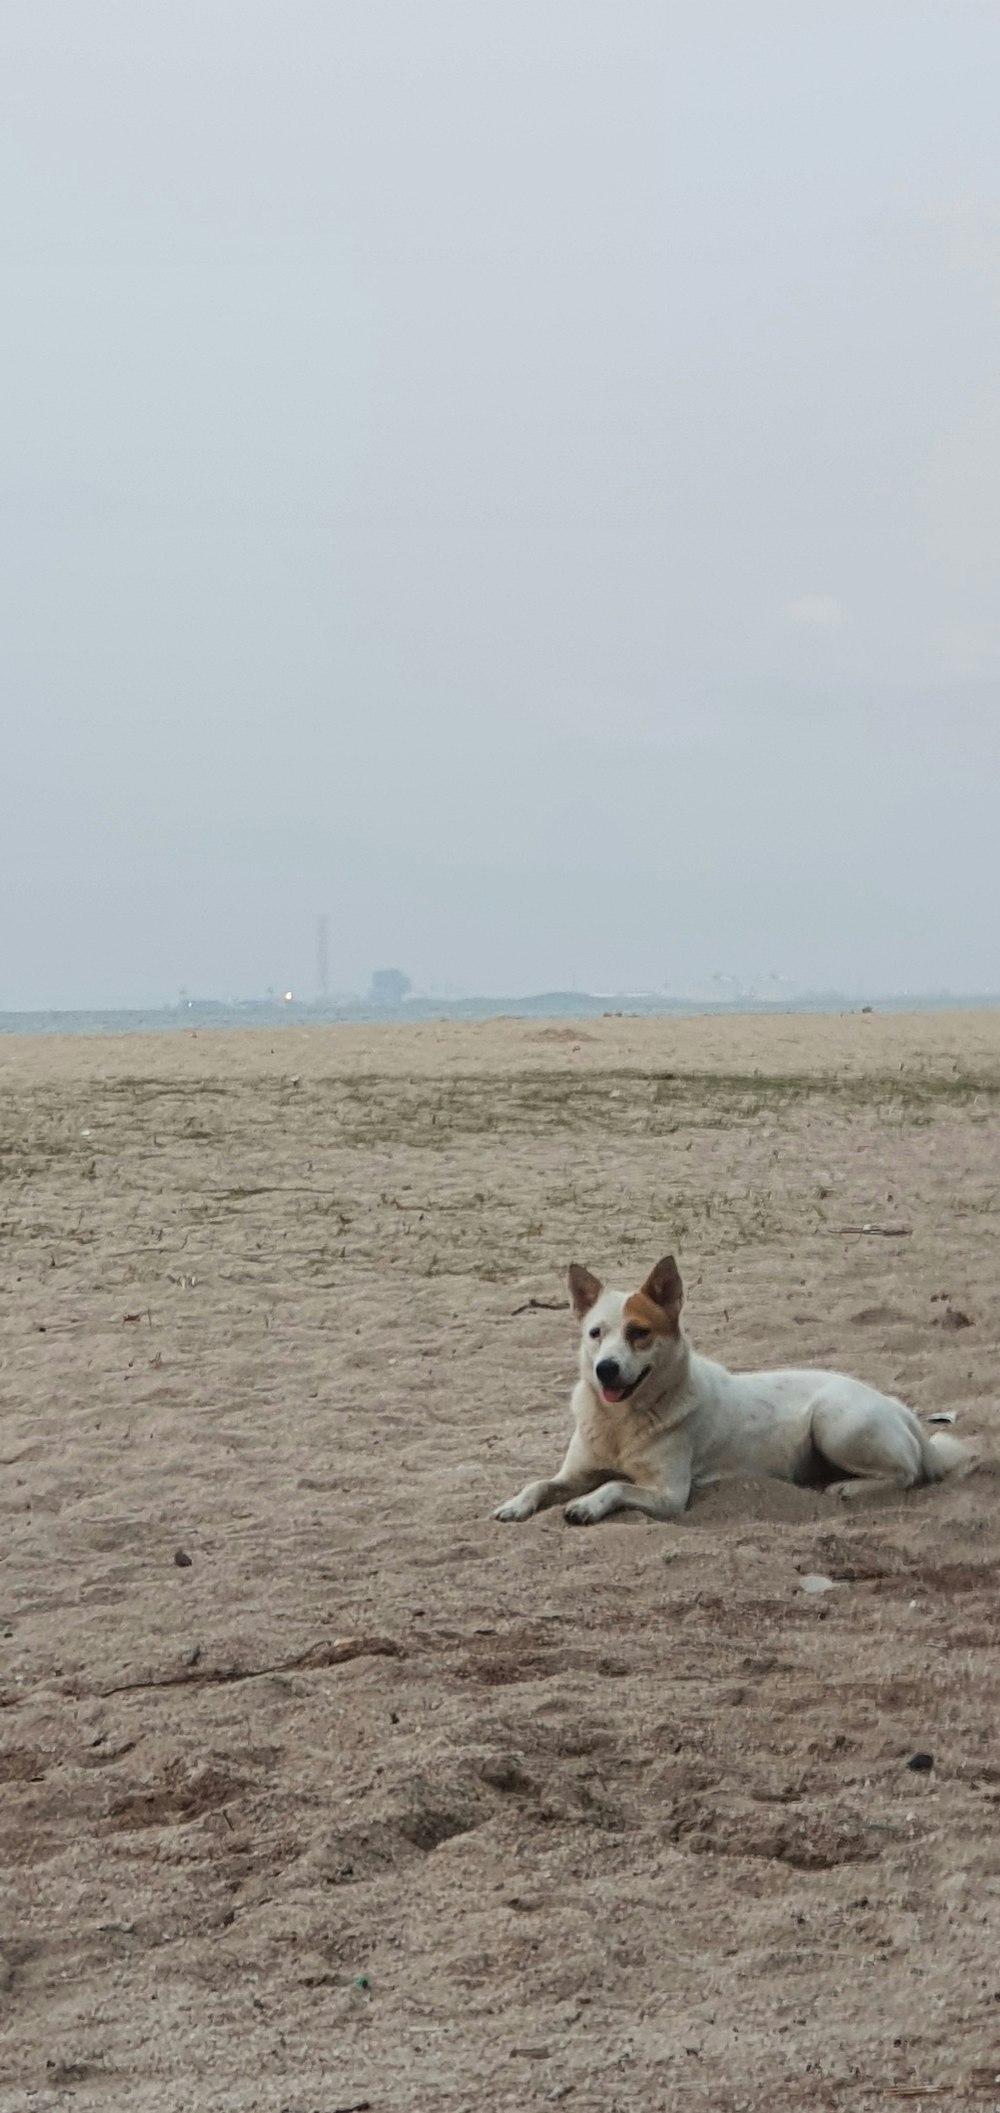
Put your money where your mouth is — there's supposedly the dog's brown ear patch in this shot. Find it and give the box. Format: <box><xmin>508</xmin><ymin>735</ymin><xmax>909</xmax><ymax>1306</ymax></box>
<box><xmin>623</xmin><ymin>1290</ymin><xmax>670</xmax><ymax>1335</ymax></box>
<box><xmin>638</xmin><ymin>1255</ymin><xmax>683</xmax><ymax>1331</ymax></box>
<box><xmin>568</xmin><ymin>1263</ymin><xmax>603</xmax><ymax>1319</ymax></box>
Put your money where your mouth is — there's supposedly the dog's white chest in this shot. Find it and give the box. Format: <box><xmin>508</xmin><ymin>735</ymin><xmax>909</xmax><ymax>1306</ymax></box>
<box><xmin>576</xmin><ymin>1392</ymin><xmax>652</xmax><ymax>1478</ymax></box>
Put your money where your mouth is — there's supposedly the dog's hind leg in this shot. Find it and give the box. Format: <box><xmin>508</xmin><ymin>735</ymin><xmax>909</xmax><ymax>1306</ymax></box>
<box><xmin>810</xmin><ymin>1385</ymin><xmax>925</xmax><ymax>1487</ymax></box>
<box><xmin>919</xmin><ymin>1429</ymin><xmax>969</xmax><ymax>1480</ymax></box>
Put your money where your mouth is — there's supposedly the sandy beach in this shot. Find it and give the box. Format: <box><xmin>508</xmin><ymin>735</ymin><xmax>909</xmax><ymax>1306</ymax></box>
<box><xmin>1</xmin><ymin>1009</ymin><xmax>998</xmax><ymax>2111</ymax></box>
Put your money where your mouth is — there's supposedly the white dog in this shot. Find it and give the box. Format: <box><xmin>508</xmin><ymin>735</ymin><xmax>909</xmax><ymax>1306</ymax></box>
<box><xmin>495</xmin><ymin>1254</ymin><xmax>968</xmax><ymax>1526</ymax></box>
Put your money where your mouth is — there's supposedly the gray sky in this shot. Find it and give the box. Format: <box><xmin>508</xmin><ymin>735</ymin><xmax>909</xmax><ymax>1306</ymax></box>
<box><xmin>3</xmin><ymin>0</ymin><xmax>999</xmax><ymax>1007</ymax></box>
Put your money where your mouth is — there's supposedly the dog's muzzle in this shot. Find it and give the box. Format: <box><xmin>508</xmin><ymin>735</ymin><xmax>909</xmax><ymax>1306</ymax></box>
<box><xmin>595</xmin><ymin>1358</ymin><xmax>649</xmax><ymax>1407</ymax></box>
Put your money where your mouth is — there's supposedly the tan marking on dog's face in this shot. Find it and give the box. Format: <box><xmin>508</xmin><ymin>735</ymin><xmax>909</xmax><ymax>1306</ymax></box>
<box><xmin>622</xmin><ymin>1290</ymin><xmax>673</xmax><ymax>1341</ymax></box>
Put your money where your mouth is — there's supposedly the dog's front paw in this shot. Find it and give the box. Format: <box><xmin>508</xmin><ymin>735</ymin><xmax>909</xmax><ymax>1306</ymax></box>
<box><xmin>494</xmin><ymin>1492</ymin><xmax>536</xmax><ymax>1522</ymax></box>
<box><xmin>563</xmin><ymin>1497</ymin><xmax>599</xmax><ymax>1526</ymax></box>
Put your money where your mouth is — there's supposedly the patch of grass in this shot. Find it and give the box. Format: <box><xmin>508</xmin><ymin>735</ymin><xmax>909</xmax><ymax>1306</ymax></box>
<box><xmin>306</xmin><ymin>1066</ymin><xmax>1000</xmax><ymax>1148</ymax></box>
<box><xmin>108</xmin><ymin>1078</ymin><xmax>235</xmax><ymax>1101</ymax></box>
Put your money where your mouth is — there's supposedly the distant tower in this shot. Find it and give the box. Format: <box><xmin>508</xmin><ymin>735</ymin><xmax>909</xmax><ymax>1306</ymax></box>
<box><xmin>316</xmin><ymin>914</ymin><xmax>329</xmax><ymax>999</ymax></box>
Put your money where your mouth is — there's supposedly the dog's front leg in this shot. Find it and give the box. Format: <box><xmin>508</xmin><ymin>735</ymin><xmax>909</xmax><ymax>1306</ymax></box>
<box><xmin>564</xmin><ymin>1466</ymin><xmax>691</xmax><ymax>1527</ymax></box>
<box><xmin>494</xmin><ymin>1468</ymin><xmax>612</xmax><ymax>1522</ymax></box>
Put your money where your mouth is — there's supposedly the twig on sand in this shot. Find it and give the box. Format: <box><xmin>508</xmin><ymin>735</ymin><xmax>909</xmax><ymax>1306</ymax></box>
<box><xmin>881</xmin><ymin>2089</ymin><xmax>956</xmax><ymax>2101</ymax></box>
<box><xmin>835</xmin><ymin>1224</ymin><xmax>913</xmax><ymax>1238</ymax></box>
<box><xmin>79</xmin><ymin>1635</ymin><xmax>404</xmax><ymax>1701</ymax></box>
<box><xmin>511</xmin><ymin>1298</ymin><xmax>570</xmax><ymax>1316</ymax></box>
<box><xmin>827</xmin><ymin>2082</ymin><xmax>962</xmax><ymax>2100</ymax></box>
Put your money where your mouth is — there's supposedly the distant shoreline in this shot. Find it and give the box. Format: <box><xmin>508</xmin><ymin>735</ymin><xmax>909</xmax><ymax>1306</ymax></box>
<box><xmin>2</xmin><ymin>990</ymin><xmax>999</xmax><ymax>1037</ymax></box>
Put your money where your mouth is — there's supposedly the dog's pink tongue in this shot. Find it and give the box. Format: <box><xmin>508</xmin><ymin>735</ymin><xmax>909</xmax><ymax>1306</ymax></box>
<box><xmin>601</xmin><ymin>1386</ymin><xmax>626</xmax><ymax>1405</ymax></box>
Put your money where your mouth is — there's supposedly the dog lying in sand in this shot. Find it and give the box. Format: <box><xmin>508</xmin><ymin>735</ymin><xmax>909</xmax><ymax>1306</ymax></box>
<box><xmin>495</xmin><ymin>1255</ymin><xmax>968</xmax><ymax>1526</ymax></box>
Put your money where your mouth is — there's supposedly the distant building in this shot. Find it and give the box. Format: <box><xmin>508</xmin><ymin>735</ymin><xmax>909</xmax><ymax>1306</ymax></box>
<box><xmin>369</xmin><ymin>968</ymin><xmax>412</xmax><ymax>1007</ymax></box>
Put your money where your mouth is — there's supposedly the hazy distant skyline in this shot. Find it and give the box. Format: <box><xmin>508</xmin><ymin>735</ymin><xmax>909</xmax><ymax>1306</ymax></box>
<box><xmin>3</xmin><ymin>2</ymin><xmax>999</xmax><ymax>1008</ymax></box>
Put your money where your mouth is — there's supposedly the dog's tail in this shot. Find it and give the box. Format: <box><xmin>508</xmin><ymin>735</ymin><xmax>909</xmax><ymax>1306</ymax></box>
<box><xmin>919</xmin><ymin>1429</ymin><xmax>970</xmax><ymax>1482</ymax></box>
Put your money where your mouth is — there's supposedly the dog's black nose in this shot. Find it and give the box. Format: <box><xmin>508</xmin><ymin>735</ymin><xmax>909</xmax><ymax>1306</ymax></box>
<box><xmin>595</xmin><ymin>1357</ymin><xmax>620</xmax><ymax>1387</ymax></box>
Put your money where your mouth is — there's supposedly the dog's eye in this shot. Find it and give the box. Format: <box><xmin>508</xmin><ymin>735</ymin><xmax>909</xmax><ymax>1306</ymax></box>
<box><xmin>626</xmin><ymin>1327</ymin><xmax>652</xmax><ymax>1349</ymax></box>
<box><xmin>588</xmin><ymin>1325</ymin><xmax>601</xmax><ymax>1340</ymax></box>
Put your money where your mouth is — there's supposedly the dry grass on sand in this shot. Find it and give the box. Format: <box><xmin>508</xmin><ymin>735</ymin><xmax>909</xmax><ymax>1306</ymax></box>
<box><xmin>1</xmin><ymin>1009</ymin><xmax>999</xmax><ymax>2110</ymax></box>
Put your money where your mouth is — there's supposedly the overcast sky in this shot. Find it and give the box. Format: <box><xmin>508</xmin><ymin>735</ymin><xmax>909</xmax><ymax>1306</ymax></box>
<box><xmin>3</xmin><ymin>0</ymin><xmax>999</xmax><ymax>1007</ymax></box>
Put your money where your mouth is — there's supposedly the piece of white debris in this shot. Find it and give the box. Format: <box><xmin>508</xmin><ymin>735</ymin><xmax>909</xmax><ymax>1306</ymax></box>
<box><xmin>799</xmin><ymin>1573</ymin><xmax>837</xmax><ymax>1594</ymax></box>
<box><xmin>928</xmin><ymin>1411</ymin><xmax>957</xmax><ymax>1425</ymax></box>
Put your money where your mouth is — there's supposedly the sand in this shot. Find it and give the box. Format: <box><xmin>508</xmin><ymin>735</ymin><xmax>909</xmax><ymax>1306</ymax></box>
<box><xmin>1</xmin><ymin>1010</ymin><xmax>998</xmax><ymax>2111</ymax></box>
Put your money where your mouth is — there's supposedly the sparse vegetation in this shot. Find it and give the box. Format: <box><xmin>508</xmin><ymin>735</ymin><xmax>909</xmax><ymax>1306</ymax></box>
<box><xmin>2</xmin><ymin>1043</ymin><xmax>999</xmax><ymax>1289</ymax></box>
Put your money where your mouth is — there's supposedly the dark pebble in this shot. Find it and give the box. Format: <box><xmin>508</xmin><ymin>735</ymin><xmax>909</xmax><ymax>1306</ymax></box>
<box><xmin>907</xmin><ymin>1751</ymin><xmax>934</xmax><ymax>1772</ymax></box>
<box><xmin>174</xmin><ymin>1548</ymin><xmax>193</xmax><ymax>1568</ymax></box>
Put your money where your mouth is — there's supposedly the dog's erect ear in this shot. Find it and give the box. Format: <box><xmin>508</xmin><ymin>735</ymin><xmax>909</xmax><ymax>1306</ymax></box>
<box><xmin>641</xmin><ymin>1255</ymin><xmax>683</xmax><ymax>1326</ymax></box>
<box><xmin>568</xmin><ymin>1263</ymin><xmax>603</xmax><ymax>1320</ymax></box>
